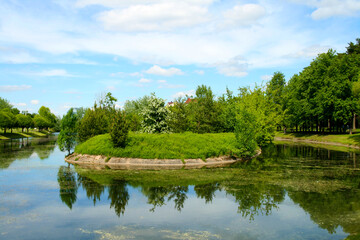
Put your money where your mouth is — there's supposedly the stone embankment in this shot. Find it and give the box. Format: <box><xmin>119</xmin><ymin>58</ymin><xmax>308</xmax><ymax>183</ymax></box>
<box><xmin>65</xmin><ymin>150</ymin><xmax>261</xmax><ymax>170</ymax></box>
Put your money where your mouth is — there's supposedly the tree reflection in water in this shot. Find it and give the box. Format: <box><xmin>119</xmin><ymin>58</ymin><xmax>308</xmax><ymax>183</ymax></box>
<box><xmin>57</xmin><ymin>166</ymin><xmax>78</xmax><ymax>209</ymax></box>
<box><xmin>194</xmin><ymin>183</ymin><xmax>220</xmax><ymax>204</ymax></box>
<box><xmin>108</xmin><ymin>180</ymin><xmax>129</xmax><ymax>217</ymax></box>
<box><xmin>224</xmin><ymin>183</ymin><xmax>285</xmax><ymax>220</ymax></box>
<box><xmin>0</xmin><ymin>137</ymin><xmax>57</xmax><ymax>169</ymax></box>
<box><xmin>77</xmin><ymin>175</ymin><xmax>105</xmax><ymax>206</ymax></box>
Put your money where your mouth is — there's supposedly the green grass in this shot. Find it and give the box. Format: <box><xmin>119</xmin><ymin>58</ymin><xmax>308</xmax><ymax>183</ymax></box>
<box><xmin>275</xmin><ymin>131</ymin><xmax>360</xmax><ymax>147</ymax></box>
<box><xmin>0</xmin><ymin>129</ymin><xmax>51</xmax><ymax>140</ymax></box>
<box><xmin>75</xmin><ymin>132</ymin><xmax>242</xmax><ymax>159</ymax></box>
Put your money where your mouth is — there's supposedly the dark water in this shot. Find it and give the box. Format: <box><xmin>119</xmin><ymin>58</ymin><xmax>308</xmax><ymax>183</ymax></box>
<box><xmin>1</xmin><ymin>136</ymin><xmax>360</xmax><ymax>240</ymax></box>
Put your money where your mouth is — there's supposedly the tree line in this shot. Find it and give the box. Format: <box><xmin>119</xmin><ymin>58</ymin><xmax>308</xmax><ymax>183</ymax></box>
<box><xmin>57</xmin><ymin>37</ymin><xmax>360</xmax><ymax>155</ymax></box>
<box><xmin>0</xmin><ymin>98</ymin><xmax>59</xmax><ymax>134</ymax></box>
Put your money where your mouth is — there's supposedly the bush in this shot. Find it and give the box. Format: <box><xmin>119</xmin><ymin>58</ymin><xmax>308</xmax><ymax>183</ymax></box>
<box><xmin>235</xmin><ymin>108</ymin><xmax>257</xmax><ymax>156</ymax></box>
<box><xmin>141</xmin><ymin>93</ymin><xmax>169</xmax><ymax>133</ymax></box>
<box><xmin>110</xmin><ymin>111</ymin><xmax>129</xmax><ymax>148</ymax></box>
<box><xmin>77</xmin><ymin>107</ymin><xmax>110</xmax><ymax>142</ymax></box>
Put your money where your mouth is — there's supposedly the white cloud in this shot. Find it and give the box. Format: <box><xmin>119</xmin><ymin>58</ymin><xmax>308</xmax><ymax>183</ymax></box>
<box><xmin>261</xmin><ymin>75</ymin><xmax>273</xmax><ymax>81</ymax></box>
<box><xmin>0</xmin><ymin>85</ymin><xmax>32</xmax><ymax>92</ymax></box>
<box><xmin>158</xmin><ymin>80</ymin><xmax>184</xmax><ymax>89</ymax></box>
<box><xmin>76</xmin><ymin>0</ymin><xmax>215</xmax><ymax>8</ymax></box>
<box><xmin>312</xmin><ymin>0</ymin><xmax>360</xmax><ymax>19</ymax></box>
<box><xmin>97</xmin><ymin>2</ymin><xmax>209</xmax><ymax>32</ymax></box>
<box><xmin>31</xmin><ymin>100</ymin><xmax>39</xmax><ymax>105</ymax></box>
<box><xmin>139</xmin><ymin>78</ymin><xmax>152</xmax><ymax>83</ymax></box>
<box><xmin>110</xmin><ymin>72</ymin><xmax>143</xmax><ymax>77</ymax></box>
<box><xmin>33</xmin><ymin>69</ymin><xmax>75</xmax><ymax>77</ymax></box>
<box><xmin>291</xmin><ymin>0</ymin><xmax>360</xmax><ymax>19</ymax></box>
<box><xmin>195</xmin><ymin>70</ymin><xmax>204</xmax><ymax>75</ymax></box>
<box><xmin>215</xmin><ymin>56</ymin><xmax>249</xmax><ymax>77</ymax></box>
<box><xmin>145</xmin><ymin>65</ymin><xmax>184</xmax><ymax>76</ymax></box>
<box><xmin>106</xmin><ymin>86</ymin><xmax>116</xmax><ymax>91</ymax></box>
<box><xmin>172</xmin><ymin>89</ymin><xmax>195</xmax><ymax>99</ymax></box>
<box><xmin>0</xmin><ymin>46</ymin><xmax>39</xmax><ymax>64</ymax></box>
<box><xmin>222</xmin><ymin>4</ymin><xmax>266</xmax><ymax>27</ymax></box>
<box><xmin>12</xmin><ymin>102</ymin><xmax>27</xmax><ymax>107</ymax></box>
<box><xmin>286</xmin><ymin>45</ymin><xmax>330</xmax><ymax>58</ymax></box>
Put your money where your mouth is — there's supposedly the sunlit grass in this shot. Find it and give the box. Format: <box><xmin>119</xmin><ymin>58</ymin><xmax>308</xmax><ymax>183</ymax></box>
<box><xmin>75</xmin><ymin>132</ymin><xmax>242</xmax><ymax>159</ymax></box>
<box><xmin>275</xmin><ymin>131</ymin><xmax>360</xmax><ymax>147</ymax></box>
<box><xmin>0</xmin><ymin>129</ymin><xmax>50</xmax><ymax>140</ymax></box>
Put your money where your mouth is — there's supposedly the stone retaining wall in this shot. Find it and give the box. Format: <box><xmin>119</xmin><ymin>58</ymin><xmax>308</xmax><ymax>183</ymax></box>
<box><xmin>65</xmin><ymin>150</ymin><xmax>261</xmax><ymax>170</ymax></box>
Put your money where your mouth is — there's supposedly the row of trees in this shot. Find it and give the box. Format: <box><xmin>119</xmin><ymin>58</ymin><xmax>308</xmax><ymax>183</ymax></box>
<box><xmin>274</xmin><ymin>39</ymin><xmax>360</xmax><ymax>133</ymax></box>
<box><xmin>58</xmin><ymin>38</ymin><xmax>360</xmax><ymax>156</ymax></box>
<box><xmin>0</xmin><ymin>97</ymin><xmax>59</xmax><ymax>134</ymax></box>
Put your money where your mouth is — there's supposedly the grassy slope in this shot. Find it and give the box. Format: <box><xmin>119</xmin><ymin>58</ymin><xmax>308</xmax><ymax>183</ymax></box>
<box><xmin>0</xmin><ymin>129</ymin><xmax>50</xmax><ymax>140</ymax></box>
<box><xmin>75</xmin><ymin>132</ymin><xmax>241</xmax><ymax>159</ymax></box>
<box><xmin>275</xmin><ymin>131</ymin><xmax>360</xmax><ymax>147</ymax></box>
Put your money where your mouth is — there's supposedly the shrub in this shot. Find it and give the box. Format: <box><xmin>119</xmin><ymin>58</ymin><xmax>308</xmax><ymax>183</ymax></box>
<box><xmin>141</xmin><ymin>93</ymin><xmax>169</xmax><ymax>133</ymax></box>
<box><xmin>235</xmin><ymin>108</ymin><xmax>257</xmax><ymax>156</ymax></box>
<box><xmin>77</xmin><ymin>107</ymin><xmax>110</xmax><ymax>142</ymax></box>
<box><xmin>110</xmin><ymin>111</ymin><xmax>129</xmax><ymax>148</ymax></box>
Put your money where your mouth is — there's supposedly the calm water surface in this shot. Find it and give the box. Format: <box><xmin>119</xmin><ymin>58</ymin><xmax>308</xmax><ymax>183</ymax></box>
<box><xmin>1</xmin><ymin>136</ymin><xmax>360</xmax><ymax>240</ymax></box>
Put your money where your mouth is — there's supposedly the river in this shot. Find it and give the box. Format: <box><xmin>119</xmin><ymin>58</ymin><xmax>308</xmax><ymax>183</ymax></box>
<box><xmin>0</xmin><ymin>135</ymin><xmax>359</xmax><ymax>239</ymax></box>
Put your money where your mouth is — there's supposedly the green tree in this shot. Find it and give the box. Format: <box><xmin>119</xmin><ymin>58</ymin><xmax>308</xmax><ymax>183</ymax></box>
<box><xmin>167</xmin><ymin>97</ymin><xmax>190</xmax><ymax>133</ymax></box>
<box><xmin>110</xmin><ymin>110</ymin><xmax>129</xmax><ymax>148</ymax></box>
<box><xmin>77</xmin><ymin>106</ymin><xmax>109</xmax><ymax>142</ymax></box>
<box><xmin>218</xmin><ymin>88</ymin><xmax>236</xmax><ymax>132</ymax></box>
<box><xmin>58</xmin><ymin>108</ymin><xmax>78</xmax><ymax>155</ymax></box>
<box><xmin>141</xmin><ymin>93</ymin><xmax>169</xmax><ymax>133</ymax></box>
<box><xmin>346</xmin><ymin>38</ymin><xmax>360</xmax><ymax>55</ymax></box>
<box><xmin>0</xmin><ymin>110</ymin><xmax>12</xmax><ymax>134</ymax></box>
<box><xmin>236</xmin><ymin>86</ymin><xmax>277</xmax><ymax>147</ymax></box>
<box><xmin>266</xmin><ymin>72</ymin><xmax>287</xmax><ymax>130</ymax></box>
<box><xmin>16</xmin><ymin>114</ymin><xmax>28</xmax><ymax>132</ymax></box>
<box><xmin>0</xmin><ymin>97</ymin><xmax>12</xmax><ymax>110</ymax></box>
<box><xmin>191</xmin><ymin>85</ymin><xmax>220</xmax><ymax>133</ymax></box>
<box><xmin>33</xmin><ymin>114</ymin><xmax>50</xmax><ymax>131</ymax></box>
<box><xmin>24</xmin><ymin>115</ymin><xmax>34</xmax><ymax>132</ymax></box>
<box><xmin>0</xmin><ymin>109</ymin><xmax>16</xmax><ymax>133</ymax></box>
<box><xmin>124</xmin><ymin>95</ymin><xmax>151</xmax><ymax>131</ymax></box>
<box><xmin>38</xmin><ymin>106</ymin><xmax>56</xmax><ymax>129</ymax></box>
<box><xmin>235</xmin><ymin>107</ymin><xmax>257</xmax><ymax>156</ymax></box>
<box><xmin>98</xmin><ymin>92</ymin><xmax>117</xmax><ymax>110</ymax></box>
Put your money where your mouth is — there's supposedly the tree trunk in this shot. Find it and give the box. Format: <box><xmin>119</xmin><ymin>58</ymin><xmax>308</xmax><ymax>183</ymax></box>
<box><xmin>4</xmin><ymin>128</ymin><xmax>6</xmax><ymax>134</ymax></box>
<box><xmin>353</xmin><ymin>113</ymin><xmax>356</xmax><ymax>130</ymax></box>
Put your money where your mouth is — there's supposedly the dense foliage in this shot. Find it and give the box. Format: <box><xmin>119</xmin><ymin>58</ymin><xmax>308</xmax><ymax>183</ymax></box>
<box><xmin>58</xmin><ymin>108</ymin><xmax>78</xmax><ymax>155</ymax></box>
<box><xmin>110</xmin><ymin>110</ymin><xmax>129</xmax><ymax>147</ymax></box>
<box><xmin>140</xmin><ymin>93</ymin><xmax>169</xmax><ymax>133</ymax></box>
<box><xmin>0</xmin><ymin>98</ymin><xmax>58</xmax><ymax>134</ymax></box>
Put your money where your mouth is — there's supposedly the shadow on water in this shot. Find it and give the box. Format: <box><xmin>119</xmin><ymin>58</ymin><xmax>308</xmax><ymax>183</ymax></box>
<box><xmin>0</xmin><ymin>135</ymin><xmax>57</xmax><ymax>168</ymax></box>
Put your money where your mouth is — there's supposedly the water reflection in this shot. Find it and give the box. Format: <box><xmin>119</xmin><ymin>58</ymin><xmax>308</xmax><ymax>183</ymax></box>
<box><xmin>57</xmin><ymin>166</ymin><xmax>78</xmax><ymax>209</ymax></box>
<box><xmin>56</xmin><ymin>142</ymin><xmax>360</xmax><ymax>239</ymax></box>
<box><xmin>0</xmin><ymin>136</ymin><xmax>57</xmax><ymax>168</ymax></box>
<box><xmin>2</xmin><ymin>136</ymin><xmax>360</xmax><ymax>239</ymax></box>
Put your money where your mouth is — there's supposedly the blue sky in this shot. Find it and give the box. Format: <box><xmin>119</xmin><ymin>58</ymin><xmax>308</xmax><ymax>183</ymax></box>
<box><xmin>1</xmin><ymin>0</ymin><xmax>360</xmax><ymax>116</ymax></box>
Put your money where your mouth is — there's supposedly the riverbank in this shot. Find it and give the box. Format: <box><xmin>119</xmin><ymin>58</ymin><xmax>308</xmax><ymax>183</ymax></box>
<box><xmin>65</xmin><ymin>150</ymin><xmax>261</xmax><ymax>170</ymax></box>
<box><xmin>275</xmin><ymin>132</ymin><xmax>360</xmax><ymax>149</ymax></box>
<box><xmin>0</xmin><ymin>129</ymin><xmax>52</xmax><ymax>140</ymax></box>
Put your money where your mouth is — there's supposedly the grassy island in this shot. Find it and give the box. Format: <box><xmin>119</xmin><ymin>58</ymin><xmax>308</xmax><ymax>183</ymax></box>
<box><xmin>75</xmin><ymin>132</ymin><xmax>243</xmax><ymax>160</ymax></box>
